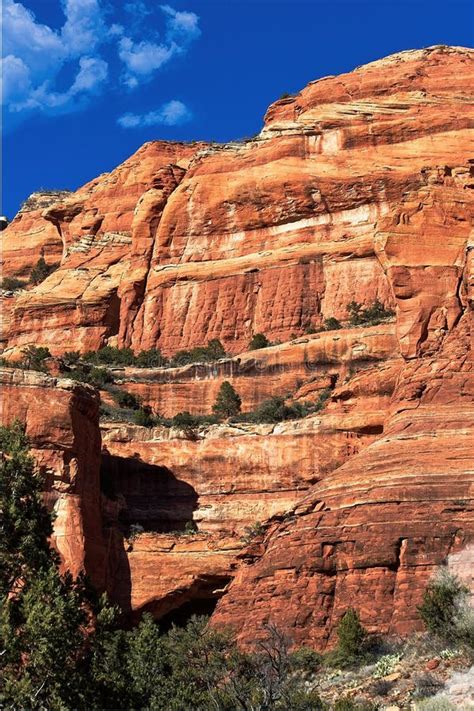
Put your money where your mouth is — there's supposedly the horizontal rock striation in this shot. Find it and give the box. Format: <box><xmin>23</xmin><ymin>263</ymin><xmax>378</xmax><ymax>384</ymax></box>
<box><xmin>213</xmin><ymin>307</ymin><xmax>474</xmax><ymax>649</ymax></box>
<box><xmin>4</xmin><ymin>142</ymin><xmax>206</xmax><ymax>355</ymax></box>
<box><xmin>1</xmin><ymin>191</ymin><xmax>70</xmax><ymax>279</ymax></box>
<box><xmin>114</xmin><ymin>323</ymin><xmax>399</xmax><ymax>415</ymax></box>
<box><xmin>100</xmin><ymin>359</ymin><xmax>394</xmax><ymax>617</ymax></box>
<box><xmin>1</xmin><ymin>45</ymin><xmax>473</xmax><ymax>646</ymax></box>
<box><xmin>4</xmin><ymin>46</ymin><xmax>472</xmax><ymax>359</ymax></box>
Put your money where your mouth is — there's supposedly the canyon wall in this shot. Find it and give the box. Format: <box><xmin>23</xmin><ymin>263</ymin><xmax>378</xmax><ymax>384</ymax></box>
<box><xmin>0</xmin><ymin>191</ymin><xmax>68</xmax><ymax>278</ymax></box>
<box><xmin>112</xmin><ymin>323</ymin><xmax>398</xmax><ymax>415</ymax></box>
<box><xmin>213</xmin><ymin>310</ymin><xmax>474</xmax><ymax>649</ymax></box>
<box><xmin>4</xmin><ymin>46</ymin><xmax>472</xmax><ymax>360</ymax></box>
<box><xmin>0</xmin><ymin>368</ymin><xmax>105</xmax><ymax>588</ymax></box>
<box><xmin>1</xmin><ymin>45</ymin><xmax>473</xmax><ymax>647</ymax></box>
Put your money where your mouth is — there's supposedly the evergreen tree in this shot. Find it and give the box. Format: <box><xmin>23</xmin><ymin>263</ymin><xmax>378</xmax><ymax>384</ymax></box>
<box><xmin>206</xmin><ymin>339</ymin><xmax>226</xmax><ymax>360</ymax></box>
<box><xmin>212</xmin><ymin>381</ymin><xmax>242</xmax><ymax>418</ymax></box>
<box><xmin>20</xmin><ymin>345</ymin><xmax>51</xmax><ymax>372</ymax></box>
<box><xmin>336</xmin><ymin>609</ymin><xmax>366</xmax><ymax>659</ymax></box>
<box><xmin>248</xmin><ymin>333</ymin><xmax>270</xmax><ymax>350</ymax></box>
<box><xmin>0</xmin><ymin>421</ymin><xmax>348</xmax><ymax>710</ymax></box>
<box><xmin>0</xmin><ymin>421</ymin><xmax>54</xmax><ymax>596</ymax></box>
<box><xmin>30</xmin><ymin>255</ymin><xmax>56</xmax><ymax>285</ymax></box>
<box><xmin>0</xmin><ymin>422</ymin><xmax>98</xmax><ymax>709</ymax></box>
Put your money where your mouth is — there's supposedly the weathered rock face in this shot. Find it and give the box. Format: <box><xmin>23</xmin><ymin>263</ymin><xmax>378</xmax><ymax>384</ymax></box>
<box><xmin>4</xmin><ymin>142</ymin><xmax>206</xmax><ymax>355</ymax></box>
<box><xmin>213</xmin><ymin>310</ymin><xmax>474</xmax><ymax>649</ymax></box>
<box><xmin>0</xmin><ymin>191</ymin><xmax>69</xmax><ymax>279</ymax></box>
<box><xmin>115</xmin><ymin>323</ymin><xmax>399</xmax><ymax>416</ymax></box>
<box><xmin>99</xmin><ymin>357</ymin><xmax>394</xmax><ymax>618</ymax></box>
<box><xmin>4</xmin><ymin>46</ymin><xmax>472</xmax><ymax>359</ymax></box>
<box><xmin>0</xmin><ymin>368</ymin><xmax>105</xmax><ymax>588</ymax></box>
<box><xmin>1</xmin><ymin>45</ymin><xmax>473</xmax><ymax>647</ymax></box>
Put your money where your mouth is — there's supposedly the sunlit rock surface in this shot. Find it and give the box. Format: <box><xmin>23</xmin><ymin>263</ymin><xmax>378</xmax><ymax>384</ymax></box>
<box><xmin>1</xmin><ymin>45</ymin><xmax>473</xmax><ymax>644</ymax></box>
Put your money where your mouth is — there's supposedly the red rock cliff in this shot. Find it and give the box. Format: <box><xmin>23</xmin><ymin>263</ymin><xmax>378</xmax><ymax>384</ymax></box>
<box><xmin>0</xmin><ymin>369</ymin><xmax>105</xmax><ymax>589</ymax></box>
<box><xmin>1</xmin><ymin>45</ymin><xmax>473</xmax><ymax>647</ymax></box>
<box><xmin>3</xmin><ymin>46</ymin><xmax>472</xmax><ymax>359</ymax></box>
<box><xmin>213</xmin><ymin>309</ymin><xmax>474</xmax><ymax>649</ymax></box>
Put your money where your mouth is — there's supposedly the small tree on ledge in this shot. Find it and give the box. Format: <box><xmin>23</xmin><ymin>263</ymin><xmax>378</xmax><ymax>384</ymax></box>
<box><xmin>212</xmin><ymin>381</ymin><xmax>241</xmax><ymax>419</ymax></box>
<box><xmin>248</xmin><ymin>333</ymin><xmax>270</xmax><ymax>350</ymax></box>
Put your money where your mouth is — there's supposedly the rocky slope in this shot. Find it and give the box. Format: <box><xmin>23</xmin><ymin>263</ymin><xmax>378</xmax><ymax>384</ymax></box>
<box><xmin>1</xmin><ymin>45</ymin><xmax>473</xmax><ymax>648</ymax></box>
<box><xmin>4</xmin><ymin>45</ymin><xmax>472</xmax><ymax>359</ymax></box>
<box><xmin>110</xmin><ymin>322</ymin><xmax>398</xmax><ymax>415</ymax></box>
<box><xmin>213</xmin><ymin>312</ymin><xmax>474</xmax><ymax>650</ymax></box>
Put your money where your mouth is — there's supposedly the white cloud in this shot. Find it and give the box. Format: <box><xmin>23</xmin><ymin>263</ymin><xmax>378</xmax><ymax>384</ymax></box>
<box><xmin>118</xmin><ymin>36</ymin><xmax>175</xmax><ymax>80</ymax></box>
<box><xmin>1</xmin><ymin>1</ymin><xmax>200</xmax><ymax>128</ymax></box>
<box><xmin>161</xmin><ymin>4</ymin><xmax>200</xmax><ymax>44</ymax></box>
<box><xmin>1</xmin><ymin>55</ymin><xmax>31</xmax><ymax>105</ymax></box>
<box><xmin>10</xmin><ymin>56</ymin><xmax>108</xmax><ymax>112</ymax></box>
<box><xmin>70</xmin><ymin>56</ymin><xmax>108</xmax><ymax>93</ymax></box>
<box><xmin>124</xmin><ymin>1</ymin><xmax>152</xmax><ymax>19</ymax></box>
<box><xmin>2</xmin><ymin>0</ymin><xmax>66</xmax><ymax>84</ymax></box>
<box><xmin>118</xmin><ymin>5</ymin><xmax>200</xmax><ymax>88</ymax></box>
<box><xmin>60</xmin><ymin>0</ymin><xmax>107</xmax><ymax>55</ymax></box>
<box><xmin>109</xmin><ymin>23</ymin><xmax>124</xmax><ymax>37</ymax></box>
<box><xmin>117</xmin><ymin>99</ymin><xmax>191</xmax><ymax>128</ymax></box>
<box><xmin>2</xmin><ymin>0</ymin><xmax>109</xmax><ymax>121</ymax></box>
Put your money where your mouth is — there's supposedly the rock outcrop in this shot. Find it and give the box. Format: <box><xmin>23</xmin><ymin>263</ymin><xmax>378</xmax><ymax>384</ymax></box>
<box><xmin>0</xmin><ymin>191</ymin><xmax>69</xmax><ymax>279</ymax></box>
<box><xmin>4</xmin><ymin>46</ymin><xmax>472</xmax><ymax>358</ymax></box>
<box><xmin>3</xmin><ymin>142</ymin><xmax>206</xmax><ymax>355</ymax></box>
<box><xmin>113</xmin><ymin>323</ymin><xmax>399</xmax><ymax>416</ymax></box>
<box><xmin>100</xmin><ymin>365</ymin><xmax>391</xmax><ymax>618</ymax></box>
<box><xmin>213</xmin><ymin>309</ymin><xmax>474</xmax><ymax>650</ymax></box>
<box><xmin>0</xmin><ymin>368</ymin><xmax>105</xmax><ymax>588</ymax></box>
<box><xmin>1</xmin><ymin>45</ymin><xmax>473</xmax><ymax>647</ymax></box>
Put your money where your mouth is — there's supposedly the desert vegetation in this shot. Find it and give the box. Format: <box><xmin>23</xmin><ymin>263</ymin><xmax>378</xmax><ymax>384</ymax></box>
<box><xmin>0</xmin><ymin>421</ymin><xmax>382</xmax><ymax>710</ymax></box>
<box><xmin>80</xmin><ymin>340</ymin><xmax>227</xmax><ymax>369</ymax></box>
<box><xmin>29</xmin><ymin>255</ymin><xmax>59</xmax><ymax>285</ymax></box>
<box><xmin>1</xmin><ymin>276</ymin><xmax>28</xmax><ymax>291</ymax></box>
<box><xmin>0</xmin><ymin>345</ymin><xmax>52</xmax><ymax>372</ymax></box>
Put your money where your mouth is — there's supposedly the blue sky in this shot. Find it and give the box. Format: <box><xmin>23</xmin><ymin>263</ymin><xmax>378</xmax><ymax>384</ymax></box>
<box><xmin>2</xmin><ymin>0</ymin><xmax>473</xmax><ymax>219</ymax></box>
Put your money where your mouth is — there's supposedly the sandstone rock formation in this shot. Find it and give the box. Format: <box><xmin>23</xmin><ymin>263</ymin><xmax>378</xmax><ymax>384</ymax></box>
<box><xmin>1</xmin><ymin>45</ymin><xmax>473</xmax><ymax>648</ymax></box>
<box><xmin>4</xmin><ymin>46</ymin><xmax>472</xmax><ymax>358</ymax></box>
<box><xmin>0</xmin><ymin>368</ymin><xmax>105</xmax><ymax>588</ymax></box>
<box><xmin>214</xmin><ymin>310</ymin><xmax>474</xmax><ymax>649</ymax></box>
<box><xmin>114</xmin><ymin>322</ymin><xmax>398</xmax><ymax>415</ymax></box>
<box><xmin>0</xmin><ymin>191</ymin><xmax>69</xmax><ymax>279</ymax></box>
<box><xmin>3</xmin><ymin>142</ymin><xmax>206</xmax><ymax>354</ymax></box>
<box><xmin>100</xmin><ymin>363</ymin><xmax>392</xmax><ymax>618</ymax></box>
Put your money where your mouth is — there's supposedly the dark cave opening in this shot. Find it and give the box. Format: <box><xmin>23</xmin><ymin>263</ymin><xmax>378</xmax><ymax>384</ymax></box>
<box><xmin>145</xmin><ymin>575</ymin><xmax>232</xmax><ymax>632</ymax></box>
<box><xmin>157</xmin><ymin>597</ymin><xmax>220</xmax><ymax>632</ymax></box>
<box><xmin>104</xmin><ymin>290</ymin><xmax>122</xmax><ymax>338</ymax></box>
<box><xmin>100</xmin><ymin>452</ymin><xmax>198</xmax><ymax>533</ymax></box>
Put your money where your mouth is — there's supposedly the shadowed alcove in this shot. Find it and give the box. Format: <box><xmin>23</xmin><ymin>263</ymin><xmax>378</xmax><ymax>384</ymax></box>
<box><xmin>100</xmin><ymin>452</ymin><xmax>198</xmax><ymax>533</ymax></box>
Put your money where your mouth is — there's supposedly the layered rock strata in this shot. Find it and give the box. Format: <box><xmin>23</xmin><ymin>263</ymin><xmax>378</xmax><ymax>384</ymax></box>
<box><xmin>0</xmin><ymin>191</ymin><xmax>69</xmax><ymax>278</ymax></box>
<box><xmin>4</xmin><ymin>47</ymin><xmax>473</xmax><ymax>359</ymax></box>
<box><xmin>213</xmin><ymin>309</ymin><xmax>474</xmax><ymax>650</ymax></box>
<box><xmin>113</xmin><ymin>323</ymin><xmax>398</xmax><ymax>416</ymax></box>
<box><xmin>0</xmin><ymin>45</ymin><xmax>473</xmax><ymax>646</ymax></box>
<box><xmin>100</xmin><ymin>359</ymin><xmax>394</xmax><ymax>617</ymax></box>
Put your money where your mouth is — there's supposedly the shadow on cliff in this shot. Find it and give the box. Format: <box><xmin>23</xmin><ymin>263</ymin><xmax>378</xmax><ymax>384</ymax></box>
<box><xmin>100</xmin><ymin>451</ymin><xmax>199</xmax><ymax>533</ymax></box>
<box><xmin>100</xmin><ymin>450</ymin><xmax>200</xmax><ymax>616</ymax></box>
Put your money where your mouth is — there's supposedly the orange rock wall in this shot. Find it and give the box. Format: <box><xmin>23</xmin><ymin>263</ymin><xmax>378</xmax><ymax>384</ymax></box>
<box><xmin>0</xmin><ymin>369</ymin><xmax>105</xmax><ymax>588</ymax></box>
<box><xmin>116</xmin><ymin>324</ymin><xmax>398</xmax><ymax>416</ymax></box>
<box><xmin>213</xmin><ymin>310</ymin><xmax>474</xmax><ymax>650</ymax></box>
<box><xmin>100</xmin><ymin>356</ymin><xmax>395</xmax><ymax>616</ymax></box>
<box><xmin>1</xmin><ymin>192</ymin><xmax>68</xmax><ymax>278</ymax></box>
<box><xmin>1</xmin><ymin>46</ymin><xmax>473</xmax><ymax>648</ymax></box>
<box><xmin>5</xmin><ymin>47</ymin><xmax>473</xmax><ymax>360</ymax></box>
